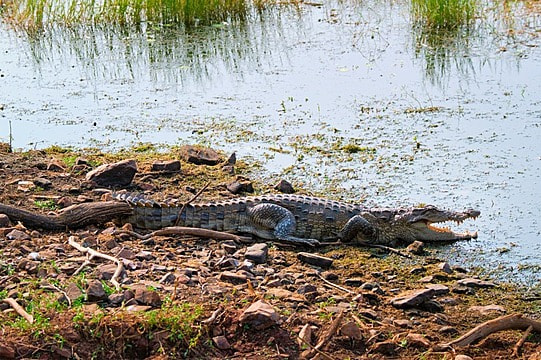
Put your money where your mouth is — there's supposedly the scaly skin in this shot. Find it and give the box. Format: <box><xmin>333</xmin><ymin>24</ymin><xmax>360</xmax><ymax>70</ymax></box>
<box><xmin>115</xmin><ymin>194</ymin><xmax>480</xmax><ymax>246</ymax></box>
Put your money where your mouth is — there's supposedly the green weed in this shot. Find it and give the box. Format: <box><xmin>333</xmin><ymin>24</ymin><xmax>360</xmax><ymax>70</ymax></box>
<box><xmin>411</xmin><ymin>0</ymin><xmax>477</xmax><ymax>30</ymax></box>
<box><xmin>34</xmin><ymin>199</ymin><xmax>58</xmax><ymax>210</ymax></box>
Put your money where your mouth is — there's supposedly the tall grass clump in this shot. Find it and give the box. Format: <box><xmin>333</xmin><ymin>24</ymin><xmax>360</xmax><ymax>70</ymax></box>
<box><xmin>1</xmin><ymin>0</ymin><xmax>249</xmax><ymax>30</ymax></box>
<box><xmin>411</xmin><ymin>0</ymin><xmax>477</xmax><ymax>30</ymax></box>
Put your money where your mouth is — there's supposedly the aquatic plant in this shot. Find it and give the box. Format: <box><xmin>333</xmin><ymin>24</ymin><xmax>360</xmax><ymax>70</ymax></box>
<box><xmin>0</xmin><ymin>0</ymin><xmax>250</xmax><ymax>29</ymax></box>
<box><xmin>411</xmin><ymin>0</ymin><xmax>477</xmax><ymax>30</ymax></box>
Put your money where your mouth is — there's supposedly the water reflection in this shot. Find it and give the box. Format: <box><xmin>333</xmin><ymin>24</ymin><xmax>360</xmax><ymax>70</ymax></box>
<box><xmin>16</xmin><ymin>10</ymin><xmax>294</xmax><ymax>86</ymax></box>
<box><xmin>411</xmin><ymin>0</ymin><xmax>541</xmax><ymax>86</ymax></box>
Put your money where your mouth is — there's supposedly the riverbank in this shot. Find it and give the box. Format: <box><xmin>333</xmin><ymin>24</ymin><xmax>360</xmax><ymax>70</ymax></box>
<box><xmin>0</xmin><ymin>144</ymin><xmax>539</xmax><ymax>359</ymax></box>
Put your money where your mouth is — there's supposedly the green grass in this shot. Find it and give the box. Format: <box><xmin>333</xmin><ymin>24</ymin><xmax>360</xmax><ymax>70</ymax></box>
<box><xmin>411</xmin><ymin>0</ymin><xmax>477</xmax><ymax>30</ymax></box>
<box><xmin>1</xmin><ymin>0</ymin><xmax>250</xmax><ymax>29</ymax></box>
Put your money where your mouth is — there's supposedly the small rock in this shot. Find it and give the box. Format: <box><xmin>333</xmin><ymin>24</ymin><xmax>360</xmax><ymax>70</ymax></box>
<box><xmin>340</xmin><ymin>321</ymin><xmax>362</xmax><ymax>340</ymax></box>
<box><xmin>151</xmin><ymin>160</ymin><xmax>181</xmax><ymax>172</ymax></box>
<box><xmin>86</xmin><ymin>280</ymin><xmax>108</xmax><ymax>302</ymax></box>
<box><xmin>393</xmin><ymin>319</ymin><xmax>412</xmax><ymax>328</ymax></box>
<box><xmin>406</xmin><ymin>240</ymin><xmax>424</xmax><ymax>254</ymax></box>
<box><xmin>227</xmin><ymin>180</ymin><xmax>254</xmax><ymax>194</ymax></box>
<box><xmin>125</xmin><ymin>305</ymin><xmax>152</xmax><ymax>312</ymax></box>
<box><xmin>245</xmin><ymin>243</ymin><xmax>268</xmax><ymax>264</ymax></box>
<box><xmin>239</xmin><ymin>300</ymin><xmax>280</xmax><ymax>330</ymax></box>
<box><xmin>6</xmin><ymin>229</ymin><xmax>30</xmax><ymax>241</ymax></box>
<box><xmin>57</xmin><ymin>196</ymin><xmax>73</xmax><ymax>208</ymax></box>
<box><xmin>297</xmin><ymin>252</ymin><xmax>333</xmax><ymax>268</ymax></box>
<box><xmin>344</xmin><ymin>278</ymin><xmax>364</xmax><ymax>287</ymax></box>
<box><xmin>238</xmin><ymin>259</ymin><xmax>254</xmax><ymax>272</ymax></box>
<box><xmin>179</xmin><ymin>145</ymin><xmax>222</xmax><ymax>165</ymax></box>
<box><xmin>212</xmin><ymin>335</ymin><xmax>231</xmax><ymax>350</ymax></box>
<box><xmin>135</xmin><ymin>250</ymin><xmax>155</xmax><ymax>261</ymax></box>
<box><xmin>96</xmin><ymin>263</ymin><xmax>124</xmax><ymax>281</ymax></box>
<box><xmin>425</xmin><ymin>283</ymin><xmax>450</xmax><ymax>295</ymax></box>
<box><xmin>117</xmin><ymin>247</ymin><xmax>136</xmax><ymax>260</ymax></box>
<box><xmin>266</xmin><ymin>288</ymin><xmax>293</xmax><ymax>299</ymax></box>
<box><xmin>0</xmin><ymin>343</ymin><xmax>15</xmax><ymax>359</ymax></box>
<box><xmin>225</xmin><ymin>152</ymin><xmax>236</xmax><ymax>165</ymax></box>
<box><xmin>410</xmin><ymin>266</ymin><xmax>426</xmax><ymax>275</ymax></box>
<box><xmin>134</xmin><ymin>287</ymin><xmax>162</xmax><ymax>308</ymax></box>
<box><xmin>455</xmin><ymin>355</ymin><xmax>474</xmax><ymax>360</ymax></box>
<box><xmin>297</xmin><ymin>324</ymin><xmax>313</xmax><ymax>348</ymax></box>
<box><xmin>274</xmin><ymin>179</ymin><xmax>295</xmax><ymax>194</ymax></box>
<box><xmin>103</xmin><ymin>238</ymin><xmax>119</xmax><ymax>250</ymax></box>
<box><xmin>47</xmin><ymin>161</ymin><xmax>66</xmax><ymax>172</ymax></box>
<box><xmin>438</xmin><ymin>262</ymin><xmax>453</xmax><ymax>274</ymax></box>
<box><xmin>457</xmin><ymin>278</ymin><xmax>496</xmax><ymax>288</ymax></box>
<box><xmin>468</xmin><ymin>304</ymin><xmax>506</xmax><ymax>315</ymax></box>
<box><xmin>405</xmin><ymin>333</ymin><xmax>431</xmax><ymax>348</ymax></box>
<box><xmin>33</xmin><ymin>177</ymin><xmax>52</xmax><ymax>189</ymax></box>
<box><xmin>85</xmin><ymin>159</ymin><xmax>137</xmax><ymax>187</ymax></box>
<box><xmin>297</xmin><ymin>283</ymin><xmax>318</xmax><ymax>295</ymax></box>
<box><xmin>0</xmin><ymin>214</ymin><xmax>10</xmax><ymax>227</ymax></box>
<box><xmin>420</xmin><ymin>299</ymin><xmax>444</xmax><ymax>313</ymax></box>
<box><xmin>439</xmin><ymin>326</ymin><xmax>459</xmax><ymax>335</ymax></box>
<box><xmin>390</xmin><ymin>288</ymin><xmax>435</xmax><ymax>309</ymax></box>
<box><xmin>358</xmin><ymin>308</ymin><xmax>379</xmax><ymax>320</ymax></box>
<box><xmin>219</xmin><ymin>271</ymin><xmax>247</xmax><ymax>284</ymax></box>
<box><xmin>159</xmin><ymin>272</ymin><xmax>176</xmax><ymax>284</ymax></box>
<box><xmin>108</xmin><ymin>293</ymin><xmax>125</xmax><ymax>306</ymax></box>
<box><xmin>371</xmin><ymin>341</ymin><xmax>398</xmax><ymax>356</ymax></box>
<box><xmin>321</xmin><ymin>271</ymin><xmax>339</xmax><ymax>281</ymax></box>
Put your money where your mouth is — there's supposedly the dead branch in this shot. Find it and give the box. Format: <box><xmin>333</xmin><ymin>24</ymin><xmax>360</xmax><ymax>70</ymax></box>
<box><xmin>3</xmin><ymin>298</ymin><xmax>34</xmax><ymax>324</ymax></box>
<box><xmin>303</xmin><ymin>310</ymin><xmax>345</xmax><ymax>359</ymax></box>
<box><xmin>512</xmin><ymin>324</ymin><xmax>533</xmax><ymax>357</ymax></box>
<box><xmin>0</xmin><ymin>201</ymin><xmax>132</xmax><ymax>230</ymax></box>
<box><xmin>68</xmin><ymin>236</ymin><xmax>123</xmax><ymax>290</ymax></box>
<box><xmin>174</xmin><ymin>181</ymin><xmax>210</xmax><ymax>226</ymax></box>
<box><xmin>356</xmin><ymin>241</ymin><xmax>413</xmax><ymax>259</ymax></box>
<box><xmin>115</xmin><ymin>226</ymin><xmax>252</xmax><ymax>243</ymax></box>
<box><xmin>441</xmin><ymin>313</ymin><xmax>541</xmax><ymax>348</ymax></box>
<box><xmin>317</xmin><ymin>273</ymin><xmax>354</xmax><ymax>294</ymax></box>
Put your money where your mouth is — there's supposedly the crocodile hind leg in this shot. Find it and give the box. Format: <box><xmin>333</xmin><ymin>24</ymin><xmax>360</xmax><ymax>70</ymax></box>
<box><xmin>338</xmin><ymin>213</ymin><xmax>377</xmax><ymax>243</ymax></box>
<box><xmin>247</xmin><ymin>203</ymin><xmax>320</xmax><ymax>246</ymax></box>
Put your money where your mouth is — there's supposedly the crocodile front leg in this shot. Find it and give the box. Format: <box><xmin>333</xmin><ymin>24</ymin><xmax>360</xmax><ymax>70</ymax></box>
<box><xmin>338</xmin><ymin>213</ymin><xmax>377</xmax><ymax>243</ymax></box>
<box><xmin>247</xmin><ymin>203</ymin><xmax>320</xmax><ymax>246</ymax></box>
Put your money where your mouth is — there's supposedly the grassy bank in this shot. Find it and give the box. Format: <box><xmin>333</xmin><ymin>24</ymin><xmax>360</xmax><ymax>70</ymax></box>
<box><xmin>411</xmin><ymin>0</ymin><xmax>477</xmax><ymax>30</ymax></box>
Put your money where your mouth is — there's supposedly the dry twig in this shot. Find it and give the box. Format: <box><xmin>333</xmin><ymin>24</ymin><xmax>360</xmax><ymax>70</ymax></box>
<box><xmin>512</xmin><ymin>324</ymin><xmax>533</xmax><ymax>357</ymax></box>
<box><xmin>68</xmin><ymin>236</ymin><xmax>123</xmax><ymax>290</ymax></box>
<box><xmin>174</xmin><ymin>182</ymin><xmax>210</xmax><ymax>226</ymax></box>
<box><xmin>115</xmin><ymin>226</ymin><xmax>252</xmax><ymax>243</ymax></box>
<box><xmin>441</xmin><ymin>313</ymin><xmax>541</xmax><ymax>348</ymax></box>
<box><xmin>317</xmin><ymin>273</ymin><xmax>354</xmax><ymax>294</ymax></box>
<box><xmin>303</xmin><ymin>310</ymin><xmax>345</xmax><ymax>359</ymax></box>
<box><xmin>3</xmin><ymin>298</ymin><xmax>34</xmax><ymax>324</ymax></box>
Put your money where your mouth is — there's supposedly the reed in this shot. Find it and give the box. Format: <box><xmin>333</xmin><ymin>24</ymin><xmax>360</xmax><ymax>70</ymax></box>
<box><xmin>411</xmin><ymin>0</ymin><xmax>477</xmax><ymax>30</ymax></box>
<box><xmin>1</xmin><ymin>0</ymin><xmax>249</xmax><ymax>29</ymax></box>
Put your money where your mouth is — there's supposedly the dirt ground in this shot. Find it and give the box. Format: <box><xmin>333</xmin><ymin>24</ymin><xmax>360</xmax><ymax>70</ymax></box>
<box><xmin>0</xmin><ymin>143</ymin><xmax>540</xmax><ymax>359</ymax></box>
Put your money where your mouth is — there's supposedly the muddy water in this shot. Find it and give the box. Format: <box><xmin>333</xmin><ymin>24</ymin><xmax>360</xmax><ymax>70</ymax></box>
<box><xmin>0</xmin><ymin>1</ymin><xmax>540</xmax><ymax>284</ymax></box>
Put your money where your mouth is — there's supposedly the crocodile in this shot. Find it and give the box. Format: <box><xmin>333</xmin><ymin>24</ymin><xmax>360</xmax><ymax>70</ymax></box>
<box><xmin>114</xmin><ymin>193</ymin><xmax>480</xmax><ymax>246</ymax></box>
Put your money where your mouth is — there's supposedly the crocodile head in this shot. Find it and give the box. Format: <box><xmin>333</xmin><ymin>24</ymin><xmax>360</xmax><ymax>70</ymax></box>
<box><xmin>362</xmin><ymin>205</ymin><xmax>480</xmax><ymax>244</ymax></box>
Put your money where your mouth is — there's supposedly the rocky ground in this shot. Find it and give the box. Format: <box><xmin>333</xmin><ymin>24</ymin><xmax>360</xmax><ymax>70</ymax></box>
<box><xmin>0</xmin><ymin>143</ymin><xmax>540</xmax><ymax>360</ymax></box>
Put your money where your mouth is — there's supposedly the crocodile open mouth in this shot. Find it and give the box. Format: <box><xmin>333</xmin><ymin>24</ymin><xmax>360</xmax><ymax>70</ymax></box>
<box><xmin>426</xmin><ymin>222</ymin><xmax>478</xmax><ymax>239</ymax></box>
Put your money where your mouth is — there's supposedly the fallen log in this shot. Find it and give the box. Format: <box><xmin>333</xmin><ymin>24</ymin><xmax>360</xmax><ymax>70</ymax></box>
<box><xmin>0</xmin><ymin>201</ymin><xmax>132</xmax><ymax>230</ymax></box>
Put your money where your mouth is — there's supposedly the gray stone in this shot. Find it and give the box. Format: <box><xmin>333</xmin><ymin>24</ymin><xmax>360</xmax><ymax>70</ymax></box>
<box><xmin>344</xmin><ymin>278</ymin><xmax>364</xmax><ymax>287</ymax></box>
<box><xmin>134</xmin><ymin>287</ymin><xmax>162</xmax><ymax>308</ymax></box>
<box><xmin>340</xmin><ymin>321</ymin><xmax>362</xmax><ymax>340</ymax></box>
<box><xmin>227</xmin><ymin>180</ymin><xmax>254</xmax><ymax>194</ymax></box>
<box><xmin>239</xmin><ymin>300</ymin><xmax>280</xmax><ymax>330</ymax></box>
<box><xmin>455</xmin><ymin>355</ymin><xmax>474</xmax><ymax>360</ymax></box>
<box><xmin>86</xmin><ymin>280</ymin><xmax>108</xmax><ymax>302</ymax></box>
<box><xmin>6</xmin><ymin>229</ymin><xmax>31</xmax><ymax>241</ymax></box>
<box><xmin>406</xmin><ymin>333</ymin><xmax>431</xmax><ymax>348</ymax></box>
<box><xmin>425</xmin><ymin>283</ymin><xmax>450</xmax><ymax>295</ymax></box>
<box><xmin>439</xmin><ymin>326</ymin><xmax>459</xmax><ymax>335</ymax></box>
<box><xmin>468</xmin><ymin>304</ymin><xmax>506</xmax><ymax>315</ymax></box>
<box><xmin>179</xmin><ymin>145</ymin><xmax>221</xmax><ymax>165</ymax></box>
<box><xmin>371</xmin><ymin>341</ymin><xmax>398</xmax><ymax>356</ymax></box>
<box><xmin>85</xmin><ymin>159</ymin><xmax>137</xmax><ymax>187</ymax></box>
<box><xmin>438</xmin><ymin>262</ymin><xmax>453</xmax><ymax>274</ymax></box>
<box><xmin>151</xmin><ymin>160</ymin><xmax>181</xmax><ymax>172</ymax></box>
<box><xmin>274</xmin><ymin>179</ymin><xmax>295</xmax><ymax>194</ymax></box>
<box><xmin>135</xmin><ymin>250</ymin><xmax>155</xmax><ymax>261</ymax></box>
<box><xmin>0</xmin><ymin>214</ymin><xmax>10</xmax><ymax>227</ymax></box>
<box><xmin>96</xmin><ymin>263</ymin><xmax>124</xmax><ymax>281</ymax></box>
<box><xmin>297</xmin><ymin>252</ymin><xmax>333</xmax><ymax>268</ymax></box>
<box><xmin>219</xmin><ymin>271</ymin><xmax>248</xmax><ymax>284</ymax></box>
<box><xmin>159</xmin><ymin>272</ymin><xmax>176</xmax><ymax>284</ymax></box>
<box><xmin>33</xmin><ymin>177</ymin><xmax>52</xmax><ymax>189</ymax></box>
<box><xmin>245</xmin><ymin>243</ymin><xmax>268</xmax><ymax>264</ymax></box>
<box><xmin>297</xmin><ymin>283</ymin><xmax>318</xmax><ymax>295</ymax></box>
<box><xmin>420</xmin><ymin>299</ymin><xmax>444</xmax><ymax>313</ymax></box>
<box><xmin>212</xmin><ymin>335</ymin><xmax>231</xmax><ymax>350</ymax></box>
<box><xmin>65</xmin><ymin>282</ymin><xmax>84</xmax><ymax>301</ymax></box>
<box><xmin>456</xmin><ymin>278</ymin><xmax>496</xmax><ymax>288</ymax></box>
<box><xmin>390</xmin><ymin>288</ymin><xmax>435</xmax><ymax>309</ymax></box>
